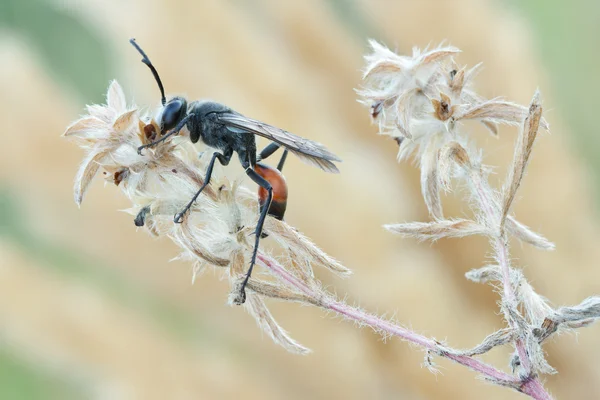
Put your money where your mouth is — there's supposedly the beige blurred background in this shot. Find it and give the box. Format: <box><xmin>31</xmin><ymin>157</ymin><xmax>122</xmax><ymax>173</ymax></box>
<box><xmin>1</xmin><ymin>0</ymin><xmax>600</xmax><ymax>399</ymax></box>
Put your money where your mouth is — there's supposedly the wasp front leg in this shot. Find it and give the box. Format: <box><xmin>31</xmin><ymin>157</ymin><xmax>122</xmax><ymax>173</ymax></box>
<box><xmin>137</xmin><ymin>113</ymin><xmax>194</xmax><ymax>155</ymax></box>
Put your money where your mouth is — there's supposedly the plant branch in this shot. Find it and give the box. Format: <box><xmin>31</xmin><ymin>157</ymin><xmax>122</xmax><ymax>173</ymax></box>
<box><xmin>256</xmin><ymin>253</ymin><xmax>523</xmax><ymax>390</ymax></box>
<box><xmin>467</xmin><ymin>168</ymin><xmax>549</xmax><ymax>397</ymax></box>
<box><xmin>520</xmin><ymin>377</ymin><xmax>553</xmax><ymax>400</ymax></box>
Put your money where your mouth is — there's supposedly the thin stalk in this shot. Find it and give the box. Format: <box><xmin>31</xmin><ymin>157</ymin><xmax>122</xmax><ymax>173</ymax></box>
<box><xmin>521</xmin><ymin>377</ymin><xmax>553</xmax><ymax>400</ymax></box>
<box><xmin>468</xmin><ymin>170</ymin><xmax>550</xmax><ymax>398</ymax></box>
<box><xmin>257</xmin><ymin>254</ymin><xmax>521</xmax><ymax>389</ymax></box>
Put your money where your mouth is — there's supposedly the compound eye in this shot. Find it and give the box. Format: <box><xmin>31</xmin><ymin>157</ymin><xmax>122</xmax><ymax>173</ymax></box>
<box><xmin>161</xmin><ymin>99</ymin><xmax>185</xmax><ymax>131</ymax></box>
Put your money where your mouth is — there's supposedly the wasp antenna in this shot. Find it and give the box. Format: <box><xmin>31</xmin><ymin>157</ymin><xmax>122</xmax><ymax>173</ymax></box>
<box><xmin>129</xmin><ymin>38</ymin><xmax>166</xmax><ymax>106</ymax></box>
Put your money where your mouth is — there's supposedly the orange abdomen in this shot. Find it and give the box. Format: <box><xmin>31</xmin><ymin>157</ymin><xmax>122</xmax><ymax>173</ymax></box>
<box><xmin>254</xmin><ymin>163</ymin><xmax>288</xmax><ymax>220</ymax></box>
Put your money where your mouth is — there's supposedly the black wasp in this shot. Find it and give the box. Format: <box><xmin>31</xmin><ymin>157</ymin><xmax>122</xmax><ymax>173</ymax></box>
<box><xmin>129</xmin><ymin>39</ymin><xmax>341</xmax><ymax>303</ymax></box>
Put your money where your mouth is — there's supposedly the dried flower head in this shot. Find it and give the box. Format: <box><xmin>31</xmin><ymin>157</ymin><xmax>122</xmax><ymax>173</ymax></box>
<box><xmin>359</xmin><ymin>40</ymin><xmax>599</xmax><ymax>397</ymax></box>
<box><xmin>64</xmin><ymin>81</ymin><xmax>351</xmax><ymax>354</ymax></box>
<box><xmin>357</xmin><ymin>40</ymin><xmax>549</xmax><ymax>219</ymax></box>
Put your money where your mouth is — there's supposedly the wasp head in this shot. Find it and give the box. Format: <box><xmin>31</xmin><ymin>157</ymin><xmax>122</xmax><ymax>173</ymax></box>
<box><xmin>159</xmin><ymin>96</ymin><xmax>188</xmax><ymax>132</ymax></box>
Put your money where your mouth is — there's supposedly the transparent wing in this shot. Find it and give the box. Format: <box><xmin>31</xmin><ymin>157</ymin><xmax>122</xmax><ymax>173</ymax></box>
<box><xmin>218</xmin><ymin>113</ymin><xmax>341</xmax><ymax>173</ymax></box>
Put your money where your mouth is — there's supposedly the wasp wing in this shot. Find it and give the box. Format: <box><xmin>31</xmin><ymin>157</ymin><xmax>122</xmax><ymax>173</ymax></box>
<box><xmin>218</xmin><ymin>113</ymin><xmax>341</xmax><ymax>173</ymax></box>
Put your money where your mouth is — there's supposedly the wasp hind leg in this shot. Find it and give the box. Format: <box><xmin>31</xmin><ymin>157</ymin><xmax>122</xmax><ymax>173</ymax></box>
<box><xmin>257</xmin><ymin>142</ymin><xmax>289</xmax><ymax>172</ymax></box>
<box><xmin>257</xmin><ymin>142</ymin><xmax>280</xmax><ymax>162</ymax></box>
<box><xmin>256</xmin><ymin>144</ymin><xmax>289</xmax><ymax>238</ymax></box>
<box><xmin>276</xmin><ymin>149</ymin><xmax>288</xmax><ymax>172</ymax></box>
<box><xmin>236</xmin><ymin>167</ymin><xmax>273</xmax><ymax>304</ymax></box>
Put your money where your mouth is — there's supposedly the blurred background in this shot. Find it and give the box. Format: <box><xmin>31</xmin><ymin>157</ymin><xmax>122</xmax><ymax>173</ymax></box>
<box><xmin>1</xmin><ymin>0</ymin><xmax>599</xmax><ymax>399</ymax></box>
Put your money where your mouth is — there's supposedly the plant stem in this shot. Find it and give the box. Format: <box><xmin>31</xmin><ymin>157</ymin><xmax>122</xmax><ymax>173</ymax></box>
<box><xmin>495</xmin><ymin>234</ymin><xmax>532</xmax><ymax>374</ymax></box>
<box><xmin>325</xmin><ymin>298</ymin><xmax>519</xmax><ymax>384</ymax></box>
<box><xmin>257</xmin><ymin>254</ymin><xmax>521</xmax><ymax>388</ymax></box>
<box><xmin>521</xmin><ymin>377</ymin><xmax>553</xmax><ymax>400</ymax></box>
<box><xmin>468</xmin><ymin>170</ymin><xmax>551</xmax><ymax>398</ymax></box>
<box><xmin>258</xmin><ymin>252</ymin><xmax>556</xmax><ymax>399</ymax></box>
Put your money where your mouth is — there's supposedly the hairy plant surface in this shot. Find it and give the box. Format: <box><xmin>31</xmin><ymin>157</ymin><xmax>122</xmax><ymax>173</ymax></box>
<box><xmin>64</xmin><ymin>41</ymin><xmax>600</xmax><ymax>399</ymax></box>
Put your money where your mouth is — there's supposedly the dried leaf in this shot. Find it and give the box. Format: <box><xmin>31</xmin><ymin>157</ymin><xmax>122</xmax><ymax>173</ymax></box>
<box><xmin>466</xmin><ymin>265</ymin><xmax>522</xmax><ymax>293</ymax></box>
<box><xmin>534</xmin><ymin>297</ymin><xmax>600</xmax><ymax>345</ymax></box>
<box><xmin>481</xmin><ymin>120</ymin><xmax>499</xmax><ymax>136</ymax></box>
<box><xmin>245</xmin><ymin>294</ymin><xmax>310</xmax><ymax>354</ymax></box>
<box><xmin>466</xmin><ymin>264</ymin><xmax>554</xmax><ymax>330</ymax></box>
<box><xmin>505</xmin><ymin>217</ymin><xmax>554</xmax><ymax>250</ymax></box>
<box><xmin>438</xmin><ymin>142</ymin><xmax>460</xmax><ymax>191</ymax></box>
<box><xmin>553</xmin><ymin>297</ymin><xmax>600</xmax><ymax>325</ymax></box>
<box><xmin>286</xmin><ymin>249</ymin><xmax>315</xmax><ymax>284</ymax></box>
<box><xmin>525</xmin><ymin>335</ymin><xmax>556</xmax><ymax>375</ymax></box>
<box><xmin>395</xmin><ymin>88</ymin><xmax>419</xmax><ymax>139</ymax></box>
<box><xmin>229</xmin><ymin>249</ymin><xmax>245</xmax><ymax>276</ymax></box>
<box><xmin>266</xmin><ymin>219</ymin><xmax>351</xmax><ymax>276</ymax></box>
<box><xmin>445</xmin><ymin>328</ymin><xmax>514</xmax><ymax>357</ymax></box>
<box><xmin>113</xmin><ymin>109</ymin><xmax>138</xmax><ymax>131</ymax></box>
<box><xmin>455</xmin><ymin>99</ymin><xmax>549</xmax><ymax>130</ymax></box>
<box><xmin>519</xmin><ymin>278</ymin><xmax>554</xmax><ymax>326</ymax></box>
<box><xmin>246</xmin><ymin>279</ymin><xmax>318</xmax><ymax>306</ymax></box>
<box><xmin>173</xmin><ymin>220</ymin><xmax>230</xmax><ymax>267</ymax></box>
<box><xmin>385</xmin><ymin>219</ymin><xmax>487</xmax><ymax>242</ymax></box>
<box><xmin>63</xmin><ymin>116</ymin><xmax>105</xmax><ymax>137</ymax></box>
<box><xmin>363</xmin><ymin>60</ymin><xmax>403</xmax><ymax>80</ymax></box>
<box><xmin>420</xmin><ymin>138</ymin><xmax>443</xmax><ymax>219</ymax></box>
<box><xmin>463</xmin><ymin>62</ymin><xmax>483</xmax><ymax>86</ymax></box>
<box><xmin>74</xmin><ymin>150</ymin><xmax>106</xmax><ymax>205</ymax></box>
<box><xmin>365</xmin><ymin>39</ymin><xmax>402</xmax><ymax>63</ymax></box>
<box><xmin>106</xmin><ymin>80</ymin><xmax>126</xmax><ymax>113</ymax></box>
<box><xmin>465</xmin><ymin>265</ymin><xmax>502</xmax><ymax>284</ymax></box>
<box><xmin>439</xmin><ymin>141</ymin><xmax>471</xmax><ymax>172</ymax></box>
<box><xmin>417</xmin><ymin>47</ymin><xmax>461</xmax><ymax>67</ymax></box>
<box><xmin>501</xmin><ymin>91</ymin><xmax>542</xmax><ymax>227</ymax></box>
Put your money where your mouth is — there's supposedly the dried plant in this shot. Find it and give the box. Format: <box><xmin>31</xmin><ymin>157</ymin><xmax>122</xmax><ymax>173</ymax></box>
<box><xmin>63</xmin><ymin>80</ymin><xmax>353</xmax><ymax>354</ymax></box>
<box><xmin>64</xmin><ymin>38</ymin><xmax>599</xmax><ymax>398</ymax></box>
<box><xmin>358</xmin><ymin>40</ymin><xmax>600</xmax><ymax>398</ymax></box>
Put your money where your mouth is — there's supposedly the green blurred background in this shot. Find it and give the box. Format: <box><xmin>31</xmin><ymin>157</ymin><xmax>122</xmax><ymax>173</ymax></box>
<box><xmin>1</xmin><ymin>0</ymin><xmax>599</xmax><ymax>399</ymax></box>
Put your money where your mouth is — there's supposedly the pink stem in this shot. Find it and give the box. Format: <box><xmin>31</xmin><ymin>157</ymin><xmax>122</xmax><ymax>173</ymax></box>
<box><xmin>495</xmin><ymin>234</ymin><xmax>531</xmax><ymax>373</ymax></box>
<box><xmin>470</xmin><ymin>173</ymin><xmax>551</xmax><ymax>398</ymax></box>
<box><xmin>326</xmin><ymin>299</ymin><xmax>518</xmax><ymax>383</ymax></box>
<box><xmin>258</xmin><ymin>254</ymin><xmax>519</xmax><ymax>387</ymax></box>
<box><xmin>471</xmin><ymin>173</ymin><xmax>532</xmax><ymax>371</ymax></box>
<box><xmin>521</xmin><ymin>378</ymin><xmax>553</xmax><ymax>400</ymax></box>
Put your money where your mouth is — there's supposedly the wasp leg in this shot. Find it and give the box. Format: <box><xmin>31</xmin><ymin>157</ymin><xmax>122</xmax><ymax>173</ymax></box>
<box><xmin>137</xmin><ymin>113</ymin><xmax>194</xmax><ymax>155</ymax></box>
<box><xmin>174</xmin><ymin>149</ymin><xmax>232</xmax><ymax>223</ymax></box>
<box><xmin>276</xmin><ymin>149</ymin><xmax>289</xmax><ymax>172</ymax></box>
<box><xmin>257</xmin><ymin>142</ymin><xmax>280</xmax><ymax>162</ymax></box>
<box><xmin>258</xmin><ymin>143</ymin><xmax>288</xmax><ymax>171</ymax></box>
<box><xmin>256</xmin><ymin>145</ymin><xmax>289</xmax><ymax>239</ymax></box>
<box><xmin>258</xmin><ymin>142</ymin><xmax>289</xmax><ymax>171</ymax></box>
<box><xmin>237</xmin><ymin>167</ymin><xmax>273</xmax><ymax>304</ymax></box>
<box><xmin>134</xmin><ymin>205</ymin><xmax>151</xmax><ymax>227</ymax></box>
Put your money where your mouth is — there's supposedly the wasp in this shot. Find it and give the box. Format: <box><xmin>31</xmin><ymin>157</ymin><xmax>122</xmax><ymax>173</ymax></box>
<box><xmin>129</xmin><ymin>39</ymin><xmax>341</xmax><ymax>302</ymax></box>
